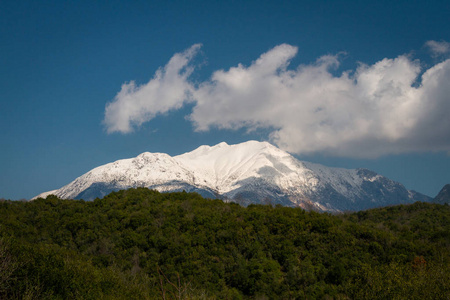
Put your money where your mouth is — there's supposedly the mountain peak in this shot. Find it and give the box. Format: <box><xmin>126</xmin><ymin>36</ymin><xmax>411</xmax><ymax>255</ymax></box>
<box><xmin>33</xmin><ymin>141</ymin><xmax>431</xmax><ymax>211</ymax></box>
<box><xmin>215</xmin><ymin>141</ymin><xmax>229</xmax><ymax>147</ymax></box>
<box><xmin>434</xmin><ymin>184</ymin><xmax>450</xmax><ymax>204</ymax></box>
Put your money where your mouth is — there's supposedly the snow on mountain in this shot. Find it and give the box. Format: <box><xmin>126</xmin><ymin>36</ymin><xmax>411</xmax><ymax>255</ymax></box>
<box><xmin>33</xmin><ymin>141</ymin><xmax>431</xmax><ymax>211</ymax></box>
<box><xmin>34</xmin><ymin>189</ymin><xmax>58</xmax><ymax>199</ymax></box>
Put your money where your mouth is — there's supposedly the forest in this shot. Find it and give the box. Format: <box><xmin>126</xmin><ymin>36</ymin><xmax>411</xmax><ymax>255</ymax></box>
<box><xmin>0</xmin><ymin>188</ymin><xmax>449</xmax><ymax>299</ymax></box>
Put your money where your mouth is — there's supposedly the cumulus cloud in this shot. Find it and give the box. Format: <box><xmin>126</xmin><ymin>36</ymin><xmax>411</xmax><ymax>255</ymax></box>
<box><xmin>425</xmin><ymin>40</ymin><xmax>450</xmax><ymax>57</ymax></box>
<box><xmin>103</xmin><ymin>44</ymin><xmax>201</xmax><ymax>133</ymax></box>
<box><xmin>104</xmin><ymin>43</ymin><xmax>450</xmax><ymax>158</ymax></box>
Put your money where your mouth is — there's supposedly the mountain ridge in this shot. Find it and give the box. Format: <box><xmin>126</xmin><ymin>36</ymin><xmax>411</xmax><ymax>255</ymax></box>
<box><xmin>33</xmin><ymin>140</ymin><xmax>431</xmax><ymax>211</ymax></box>
<box><xmin>433</xmin><ymin>184</ymin><xmax>450</xmax><ymax>204</ymax></box>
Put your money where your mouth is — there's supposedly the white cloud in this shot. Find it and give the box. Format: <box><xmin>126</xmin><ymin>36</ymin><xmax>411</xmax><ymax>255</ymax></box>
<box><xmin>425</xmin><ymin>40</ymin><xmax>450</xmax><ymax>57</ymax></box>
<box><xmin>104</xmin><ymin>44</ymin><xmax>450</xmax><ymax>158</ymax></box>
<box><xmin>103</xmin><ymin>44</ymin><xmax>201</xmax><ymax>133</ymax></box>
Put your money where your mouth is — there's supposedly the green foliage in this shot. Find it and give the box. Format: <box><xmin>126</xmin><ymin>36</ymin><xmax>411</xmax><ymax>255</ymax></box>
<box><xmin>0</xmin><ymin>188</ymin><xmax>449</xmax><ymax>299</ymax></box>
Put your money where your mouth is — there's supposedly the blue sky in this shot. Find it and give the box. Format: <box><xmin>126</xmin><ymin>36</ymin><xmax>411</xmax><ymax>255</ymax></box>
<box><xmin>1</xmin><ymin>0</ymin><xmax>450</xmax><ymax>200</ymax></box>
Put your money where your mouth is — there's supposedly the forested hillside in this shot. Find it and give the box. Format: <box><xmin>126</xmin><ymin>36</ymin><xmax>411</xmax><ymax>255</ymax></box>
<box><xmin>0</xmin><ymin>188</ymin><xmax>449</xmax><ymax>299</ymax></box>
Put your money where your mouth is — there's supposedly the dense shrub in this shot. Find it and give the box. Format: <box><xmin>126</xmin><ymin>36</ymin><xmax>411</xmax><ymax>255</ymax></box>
<box><xmin>0</xmin><ymin>188</ymin><xmax>448</xmax><ymax>299</ymax></box>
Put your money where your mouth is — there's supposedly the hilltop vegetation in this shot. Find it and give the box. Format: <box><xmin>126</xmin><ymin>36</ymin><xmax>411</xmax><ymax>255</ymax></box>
<box><xmin>0</xmin><ymin>188</ymin><xmax>449</xmax><ymax>299</ymax></box>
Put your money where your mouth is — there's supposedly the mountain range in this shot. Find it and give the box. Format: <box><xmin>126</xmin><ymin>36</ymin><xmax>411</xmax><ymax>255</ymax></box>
<box><xmin>34</xmin><ymin>140</ymin><xmax>432</xmax><ymax>212</ymax></box>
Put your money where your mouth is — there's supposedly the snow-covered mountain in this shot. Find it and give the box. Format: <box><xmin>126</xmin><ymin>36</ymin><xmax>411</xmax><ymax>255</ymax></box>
<box><xmin>33</xmin><ymin>141</ymin><xmax>431</xmax><ymax>212</ymax></box>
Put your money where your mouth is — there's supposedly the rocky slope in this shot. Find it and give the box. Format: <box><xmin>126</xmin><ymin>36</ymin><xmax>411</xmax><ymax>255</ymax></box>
<box><xmin>433</xmin><ymin>184</ymin><xmax>450</xmax><ymax>204</ymax></box>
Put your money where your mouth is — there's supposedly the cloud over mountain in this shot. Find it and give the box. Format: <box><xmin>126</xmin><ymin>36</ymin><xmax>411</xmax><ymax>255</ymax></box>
<box><xmin>425</xmin><ymin>40</ymin><xmax>450</xmax><ymax>57</ymax></box>
<box><xmin>104</xmin><ymin>43</ymin><xmax>450</xmax><ymax>158</ymax></box>
<box><xmin>103</xmin><ymin>44</ymin><xmax>201</xmax><ymax>133</ymax></box>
